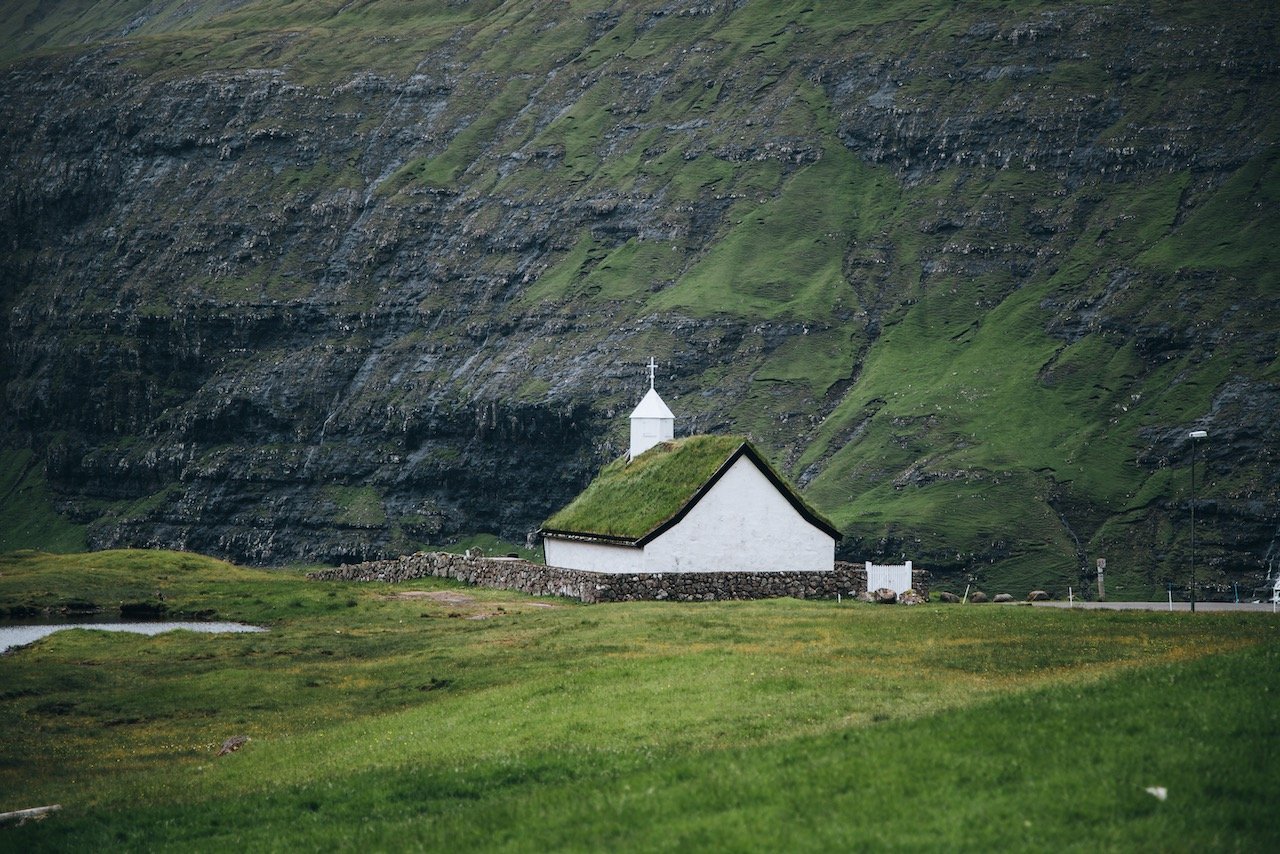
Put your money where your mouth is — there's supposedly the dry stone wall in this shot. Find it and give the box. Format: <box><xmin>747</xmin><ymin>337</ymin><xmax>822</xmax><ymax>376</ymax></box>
<box><xmin>309</xmin><ymin>552</ymin><xmax>930</xmax><ymax>604</ymax></box>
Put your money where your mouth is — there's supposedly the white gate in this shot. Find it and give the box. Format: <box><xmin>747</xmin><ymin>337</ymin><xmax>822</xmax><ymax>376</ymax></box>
<box><xmin>865</xmin><ymin>560</ymin><xmax>913</xmax><ymax>594</ymax></box>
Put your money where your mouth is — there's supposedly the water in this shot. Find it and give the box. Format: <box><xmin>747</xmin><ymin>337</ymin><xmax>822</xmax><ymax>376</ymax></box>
<box><xmin>0</xmin><ymin>621</ymin><xmax>266</xmax><ymax>654</ymax></box>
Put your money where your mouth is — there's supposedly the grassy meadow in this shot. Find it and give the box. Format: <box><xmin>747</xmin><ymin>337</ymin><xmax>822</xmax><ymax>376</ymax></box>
<box><xmin>1</xmin><ymin>549</ymin><xmax>1277</xmax><ymax>851</ymax></box>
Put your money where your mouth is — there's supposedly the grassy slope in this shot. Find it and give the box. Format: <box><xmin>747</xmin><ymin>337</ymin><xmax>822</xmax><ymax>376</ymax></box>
<box><xmin>800</xmin><ymin>154</ymin><xmax>1280</xmax><ymax>596</ymax></box>
<box><xmin>0</xmin><ymin>551</ymin><xmax>1277</xmax><ymax>850</ymax></box>
<box><xmin>0</xmin><ymin>451</ymin><xmax>87</xmax><ymax>553</ymax></box>
<box><xmin>3</xmin><ymin>1</ymin><xmax>1277</xmax><ymax>594</ymax></box>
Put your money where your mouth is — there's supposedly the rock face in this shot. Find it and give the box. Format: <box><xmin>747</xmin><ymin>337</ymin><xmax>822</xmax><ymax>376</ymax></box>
<box><xmin>1</xmin><ymin>2</ymin><xmax>1277</xmax><ymax>590</ymax></box>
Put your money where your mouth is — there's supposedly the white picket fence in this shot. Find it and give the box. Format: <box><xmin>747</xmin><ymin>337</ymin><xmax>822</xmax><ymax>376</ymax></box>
<box><xmin>865</xmin><ymin>560</ymin><xmax>913</xmax><ymax>594</ymax></box>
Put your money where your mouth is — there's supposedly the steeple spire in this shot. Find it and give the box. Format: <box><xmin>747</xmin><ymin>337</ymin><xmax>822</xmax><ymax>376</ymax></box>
<box><xmin>629</xmin><ymin>358</ymin><xmax>674</xmax><ymax>460</ymax></box>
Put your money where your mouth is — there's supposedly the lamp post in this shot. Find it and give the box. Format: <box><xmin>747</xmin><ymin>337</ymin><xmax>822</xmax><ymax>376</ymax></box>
<box><xmin>1188</xmin><ymin>429</ymin><xmax>1208</xmax><ymax>612</ymax></box>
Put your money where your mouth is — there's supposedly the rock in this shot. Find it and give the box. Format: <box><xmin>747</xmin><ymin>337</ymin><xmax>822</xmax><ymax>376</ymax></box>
<box><xmin>855</xmin><ymin>591</ymin><xmax>877</xmax><ymax>603</ymax></box>
<box><xmin>937</xmin><ymin>591</ymin><xmax>961</xmax><ymax>603</ymax></box>
<box><xmin>1027</xmin><ymin>590</ymin><xmax>1050</xmax><ymax>601</ymax></box>
<box><xmin>968</xmin><ymin>591</ymin><xmax>989</xmax><ymax>603</ymax></box>
<box><xmin>898</xmin><ymin>589</ymin><xmax>926</xmax><ymax>605</ymax></box>
<box><xmin>993</xmin><ymin>593</ymin><xmax>1015</xmax><ymax>603</ymax></box>
<box><xmin>119</xmin><ymin>601</ymin><xmax>168</xmax><ymax>618</ymax></box>
<box><xmin>873</xmin><ymin>587</ymin><xmax>898</xmax><ymax>604</ymax></box>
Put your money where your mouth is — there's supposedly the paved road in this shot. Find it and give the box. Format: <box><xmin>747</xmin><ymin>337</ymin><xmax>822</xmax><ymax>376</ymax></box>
<box><xmin>1029</xmin><ymin>600</ymin><xmax>1280</xmax><ymax>613</ymax></box>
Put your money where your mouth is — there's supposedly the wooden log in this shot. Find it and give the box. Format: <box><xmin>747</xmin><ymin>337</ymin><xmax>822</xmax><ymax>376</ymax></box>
<box><xmin>0</xmin><ymin>804</ymin><xmax>62</xmax><ymax>825</ymax></box>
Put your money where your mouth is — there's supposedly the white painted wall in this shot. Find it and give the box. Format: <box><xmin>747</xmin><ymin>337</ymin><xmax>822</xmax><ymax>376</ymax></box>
<box><xmin>544</xmin><ymin>536</ymin><xmax>645</xmax><ymax>575</ymax></box>
<box><xmin>865</xmin><ymin>561</ymin><xmax>913</xmax><ymax>594</ymax></box>
<box><xmin>628</xmin><ymin>387</ymin><xmax>675</xmax><ymax>459</ymax></box>
<box><xmin>629</xmin><ymin>416</ymin><xmax>674</xmax><ymax>459</ymax></box>
<box><xmin>544</xmin><ymin>456</ymin><xmax>835</xmax><ymax>574</ymax></box>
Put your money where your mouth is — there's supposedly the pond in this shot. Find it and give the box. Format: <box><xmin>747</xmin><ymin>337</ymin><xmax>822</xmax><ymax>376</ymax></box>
<box><xmin>0</xmin><ymin>621</ymin><xmax>266</xmax><ymax>654</ymax></box>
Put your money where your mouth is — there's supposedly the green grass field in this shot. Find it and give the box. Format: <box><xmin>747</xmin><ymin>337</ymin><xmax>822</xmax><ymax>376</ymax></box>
<box><xmin>2</xmin><ymin>549</ymin><xmax>1277</xmax><ymax>851</ymax></box>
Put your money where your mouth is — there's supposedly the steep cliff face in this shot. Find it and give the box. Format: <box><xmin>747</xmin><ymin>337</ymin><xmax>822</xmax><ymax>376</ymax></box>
<box><xmin>2</xmin><ymin>1</ymin><xmax>1277</xmax><ymax>593</ymax></box>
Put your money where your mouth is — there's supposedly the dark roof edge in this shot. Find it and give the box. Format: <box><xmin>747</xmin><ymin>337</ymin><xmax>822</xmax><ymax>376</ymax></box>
<box><xmin>539</xmin><ymin>528</ymin><xmax>642</xmax><ymax>547</ymax></box>
<box><xmin>740</xmin><ymin>443</ymin><xmax>843</xmax><ymax>540</ymax></box>
<box><xmin>635</xmin><ymin>441</ymin><xmax>841</xmax><ymax>546</ymax></box>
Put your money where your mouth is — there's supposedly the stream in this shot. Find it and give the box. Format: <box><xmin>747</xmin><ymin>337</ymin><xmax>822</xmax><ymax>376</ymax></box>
<box><xmin>0</xmin><ymin>621</ymin><xmax>266</xmax><ymax>654</ymax></box>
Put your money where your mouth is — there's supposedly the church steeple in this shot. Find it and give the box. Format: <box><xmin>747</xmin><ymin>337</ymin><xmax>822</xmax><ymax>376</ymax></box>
<box><xmin>629</xmin><ymin>358</ymin><xmax>674</xmax><ymax>460</ymax></box>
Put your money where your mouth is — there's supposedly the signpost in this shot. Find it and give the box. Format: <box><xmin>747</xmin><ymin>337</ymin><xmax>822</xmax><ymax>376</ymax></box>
<box><xmin>1096</xmin><ymin>557</ymin><xmax>1106</xmax><ymax>601</ymax></box>
<box><xmin>1188</xmin><ymin>430</ymin><xmax>1208</xmax><ymax>612</ymax></box>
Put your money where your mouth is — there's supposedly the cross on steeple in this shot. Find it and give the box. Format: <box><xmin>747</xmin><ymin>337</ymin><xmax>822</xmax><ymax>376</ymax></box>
<box><xmin>629</xmin><ymin>357</ymin><xmax>675</xmax><ymax>460</ymax></box>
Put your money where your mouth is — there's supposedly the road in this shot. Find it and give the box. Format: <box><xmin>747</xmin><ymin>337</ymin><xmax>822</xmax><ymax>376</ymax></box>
<box><xmin>1028</xmin><ymin>600</ymin><xmax>1280</xmax><ymax>613</ymax></box>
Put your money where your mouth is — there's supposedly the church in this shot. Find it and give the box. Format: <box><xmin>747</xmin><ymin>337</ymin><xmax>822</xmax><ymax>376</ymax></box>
<box><xmin>541</xmin><ymin>363</ymin><xmax>839</xmax><ymax>574</ymax></box>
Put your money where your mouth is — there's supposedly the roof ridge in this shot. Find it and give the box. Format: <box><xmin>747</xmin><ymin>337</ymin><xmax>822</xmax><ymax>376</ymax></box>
<box><xmin>541</xmin><ymin>433</ymin><xmax>839</xmax><ymax>543</ymax></box>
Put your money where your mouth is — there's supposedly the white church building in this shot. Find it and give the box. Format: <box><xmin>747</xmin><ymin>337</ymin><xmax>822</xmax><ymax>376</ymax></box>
<box><xmin>541</xmin><ymin>365</ymin><xmax>839</xmax><ymax>574</ymax></box>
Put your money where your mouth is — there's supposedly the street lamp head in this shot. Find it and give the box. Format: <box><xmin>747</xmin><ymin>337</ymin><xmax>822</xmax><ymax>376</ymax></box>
<box><xmin>1189</xmin><ymin>430</ymin><xmax>1208</xmax><ymax>439</ymax></box>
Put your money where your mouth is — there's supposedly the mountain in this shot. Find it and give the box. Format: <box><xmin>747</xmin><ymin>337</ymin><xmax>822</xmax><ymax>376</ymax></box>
<box><xmin>2</xmin><ymin>0</ymin><xmax>1277</xmax><ymax>597</ymax></box>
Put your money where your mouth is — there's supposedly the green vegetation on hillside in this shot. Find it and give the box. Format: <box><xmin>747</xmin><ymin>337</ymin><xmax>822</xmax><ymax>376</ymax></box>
<box><xmin>651</xmin><ymin>143</ymin><xmax>863</xmax><ymax>324</ymax></box>
<box><xmin>1</xmin><ymin>0</ymin><xmax>1275</xmax><ymax>594</ymax></box>
<box><xmin>323</xmin><ymin>485</ymin><xmax>388</xmax><ymax>528</ymax></box>
<box><xmin>0</xmin><ymin>450</ymin><xmax>86</xmax><ymax>553</ymax></box>
<box><xmin>430</xmin><ymin>532</ymin><xmax>544</xmax><ymax>563</ymax></box>
<box><xmin>0</xmin><ymin>551</ymin><xmax>1276</xmax><ymax>850</ymax></box>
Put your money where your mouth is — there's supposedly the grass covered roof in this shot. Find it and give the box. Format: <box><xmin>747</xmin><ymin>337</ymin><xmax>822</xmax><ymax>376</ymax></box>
<box><xmin>542</xmin><ymin>435</ymin><xmax>838</xmax><ymax>543</ymax></box>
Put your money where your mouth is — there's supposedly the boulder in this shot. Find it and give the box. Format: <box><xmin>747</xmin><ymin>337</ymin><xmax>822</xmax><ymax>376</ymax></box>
<box><xmin>899</xmin><ymin>589</ymin><xmax>926</xmax><ymax>605</ymax></box>
<box><xmin>993</xmin><ymin>593</ymin><xmax>1015</xmax><ymax>603</ymax></box>
<box><xmin>873</xmin><ymin>587</ymin><xmax>898</xmax><ymax>604</ymax></box>
<box><xmin>1027</xmin><ymin>590</ymin><xmax>1050</xmax><ymax>601</ymax></box>
<box><xmin>968</xmin><ymin>591</ymin><xmax>989</xmax><ymax>603</ymax></box>
<box><xmin>937</xmin><ymin>591</ymin><xmax>961</xmax><ymax>603</ymax></box>
<box><xmin>855</xmin><ymin>591</ymin><xmax>877</xmax><ymax>603</ymax></box>
<box><xmin>120</xmin><ymin>600</ymin><xmax>168</xmax><ymax>618</ymax></box>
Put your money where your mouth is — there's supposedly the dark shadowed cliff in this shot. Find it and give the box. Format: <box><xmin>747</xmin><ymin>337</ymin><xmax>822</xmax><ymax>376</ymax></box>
<box><xmin>1</xmin><ymin>0</ymin><xmax>1277</xmax><ymax>597</ymax></box>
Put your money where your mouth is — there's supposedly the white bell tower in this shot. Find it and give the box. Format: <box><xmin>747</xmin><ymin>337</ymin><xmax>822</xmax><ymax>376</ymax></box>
<box><xmin>629</xmin><ymin>357</ymin><xmax>674</xmax><ymax>460</ymax></box>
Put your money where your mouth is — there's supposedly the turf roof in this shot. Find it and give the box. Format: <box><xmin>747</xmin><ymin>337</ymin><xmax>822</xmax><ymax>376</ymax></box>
<box><xmin>542</xmin><ymin>434</ymin><xmax>838</xmax><ymax>543</ymax></box>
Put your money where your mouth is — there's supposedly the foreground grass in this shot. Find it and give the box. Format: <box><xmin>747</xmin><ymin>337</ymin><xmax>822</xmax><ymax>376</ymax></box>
<box><xmin>1</xmin><ymin>550</ymin><xmax>1276</xmax><ymax>851</ymax></box>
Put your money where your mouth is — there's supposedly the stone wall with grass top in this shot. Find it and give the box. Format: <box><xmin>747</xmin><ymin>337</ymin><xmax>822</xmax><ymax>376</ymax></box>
<box><xmin>309</xmin><ymin>553</ymin><xmax>929</xmax><ymax>604</ymax></box>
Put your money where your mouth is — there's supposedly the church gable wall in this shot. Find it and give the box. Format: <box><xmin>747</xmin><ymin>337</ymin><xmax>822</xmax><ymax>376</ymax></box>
<box><xmin>642</xmin><ymin>457</ymin><xmax>834</xmax><ymax>573</ymax></box>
